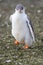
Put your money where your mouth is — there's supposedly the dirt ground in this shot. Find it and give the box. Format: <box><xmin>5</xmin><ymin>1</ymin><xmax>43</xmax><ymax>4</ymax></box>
<box><xmin>0</xmin><ymin>0</ymin><xmax>43</xmax><ymax>65</ymax></box>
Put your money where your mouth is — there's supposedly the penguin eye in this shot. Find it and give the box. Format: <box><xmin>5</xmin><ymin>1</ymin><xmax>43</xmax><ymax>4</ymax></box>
<box><xmin>16</xmin><ymin>6</ymin><xmax>23</xmax><ymax>10</ymax></box>
<box><xmin>17</xmin><ymin>7</ymin><xmax>23</xmax><ymax>10</ymax></box>
<box><xmin>20</xmin><ymin>7</ymin><xmax>23</xmax><ymax>10</ymax></box>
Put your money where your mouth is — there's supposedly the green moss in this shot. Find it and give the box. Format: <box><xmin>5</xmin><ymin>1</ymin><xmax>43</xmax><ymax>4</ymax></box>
<box><xmin>0</xmin><ymin>0</ymin><xmax>43</xmax><ymax>65</ymax></box>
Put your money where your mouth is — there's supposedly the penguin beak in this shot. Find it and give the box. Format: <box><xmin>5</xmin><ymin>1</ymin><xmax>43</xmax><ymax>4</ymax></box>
<box><xmin>18</xmin><ymin>9</ymin><xmax>22</xmax><ymax>13</ymax></box>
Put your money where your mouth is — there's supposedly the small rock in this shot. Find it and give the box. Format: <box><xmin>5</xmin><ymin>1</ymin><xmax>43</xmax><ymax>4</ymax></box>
<box><xmin>5</xmin><ymin>59</ymin><xmax>11</xmax><ymax>63</ymax></box>
<box><xmin>19</xmin><ymin>62</ymin><xmax>22</xmax><ymax>65</ymax></box>
<box><xmin>28</xmin><ymin>13</ymin><xmax>30</xmax><ymax>16</ymax></box>
<box><xmin>0</xmin><ymin>14</ymin><xmax>2</xmax><ymax>17</ymax></box>
<box><xmin>37</xmin><ymin>10</ymin><xmax>41</xmax><ymax>13</ymax></box>
<box><xmin>13</xmin><ymin>56</ymin><xmax>18</xmax><ymax>58</ymax></box>
<box><xmin>30</xmin><ymin>4</ymin><xmax>34</xmax><ymax>8</ymax></box>
<box><xmin>32</xmin><ymin>52</ymin><xmax>36</xmax><ymax>55</ymax></box>
<box><xmin>7</xmin><ymin>46</ymin><xmax>9</xmax><ymax>49</ymax></box>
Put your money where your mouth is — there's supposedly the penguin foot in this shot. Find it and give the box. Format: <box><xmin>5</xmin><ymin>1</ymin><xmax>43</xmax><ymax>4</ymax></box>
<box><xmin>15</xmin><ymin>40</ymin><xmax>19</xmax><ymax>45</ymax></box>
<box><xmin>23</xmin><ymin>45</ymin><xmax>29</xmax><ymax>49</ymax></box>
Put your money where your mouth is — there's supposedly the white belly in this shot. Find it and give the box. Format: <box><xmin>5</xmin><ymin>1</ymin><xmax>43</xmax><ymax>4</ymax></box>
<box><xmin>12</xmin><ymin>18</ymin><xmax>27</xmax><ymax>42</ymax></box>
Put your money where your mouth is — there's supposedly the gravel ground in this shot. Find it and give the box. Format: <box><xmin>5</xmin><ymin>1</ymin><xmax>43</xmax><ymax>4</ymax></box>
<box><xmin>0</xmin><ymin>0</ymin><xmax>43</xmax><ymax>65</ymax></box>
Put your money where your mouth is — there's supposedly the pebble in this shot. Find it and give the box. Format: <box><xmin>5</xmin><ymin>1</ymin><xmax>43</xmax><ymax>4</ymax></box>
<box><xmin>0</xmin><ymin>14</ymin><xmax>2</xmax><ymax>17</ymax></box>
<box><xmin>28</xmin><ymin>13</ymin><xmax>30</xmax><ymax>16</ymax></box>
<box><xmin>7</xmin><ymin>46</ymin><xmax>10</xmax><ymax>49</ymax></box>
<box><xmin>32</xmin><ymin>52</ymin><xmax>36</xmax><ymax>55</ymax></box>
<box><xmin>5</xmin><ymin>59</ymin><xmax>12</xmax><ymax>63</ymax></box>
<box><xmin>30</xmin><ymin>4</ymin><xmax>34</xmax><ymax>8</ymax></box>
<box><xmin>19</xmin><ymin>62</ymin><xmax>22</xmax><ymax>65</ymax></box>
<box><xmin>37</xmin><ymin>10</ymin><xmax>41</xmax><ymax>13</ymax></box>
